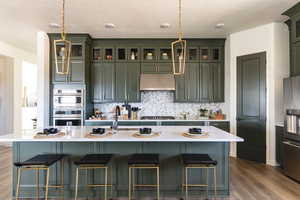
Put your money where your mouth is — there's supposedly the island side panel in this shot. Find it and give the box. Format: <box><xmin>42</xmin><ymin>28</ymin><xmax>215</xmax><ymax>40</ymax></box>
<box><xmin>12</xmin><ymin>141</ymin><xmax>230</xmax><ymax>198</ymax></box>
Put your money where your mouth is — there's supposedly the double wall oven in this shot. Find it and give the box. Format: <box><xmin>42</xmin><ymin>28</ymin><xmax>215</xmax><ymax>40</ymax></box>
<box><xmin>53</xmin><ymin>89</ymin><xmax>84</xmax><ymax>126</ymax></box>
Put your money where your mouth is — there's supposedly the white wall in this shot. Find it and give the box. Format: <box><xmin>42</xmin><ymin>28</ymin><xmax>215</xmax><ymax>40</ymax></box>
<box><xmin>226</xmin><ymin>23</ymin><xmax>290</xmax><ymax>166</ymax></box>
<box><xmin>36</xmin><ymin>32</ymin><xmax>50</xmax><ymax>128</ymax></box>
<box><xmin>0</xmin><ymin>56</ymin><xmax>14</xmax><ymax>135</ymax></box>
<box><xmin>0</xmin><ymin>41</ymin><xmax>36</xmax><ymax>133</ymax></box>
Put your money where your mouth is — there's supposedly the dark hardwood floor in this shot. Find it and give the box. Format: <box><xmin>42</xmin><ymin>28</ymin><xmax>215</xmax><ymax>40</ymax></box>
<box><xmin>1</xmin><ymin>145</ymin><xmax>300</xmax><ymax>200</ymax></box>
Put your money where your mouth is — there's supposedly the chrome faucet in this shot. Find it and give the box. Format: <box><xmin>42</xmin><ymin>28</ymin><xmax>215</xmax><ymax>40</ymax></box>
<box><xmin>112</xmin><ymin>105</ymin><xmax>121</xmax><ymax>131</ymax></box>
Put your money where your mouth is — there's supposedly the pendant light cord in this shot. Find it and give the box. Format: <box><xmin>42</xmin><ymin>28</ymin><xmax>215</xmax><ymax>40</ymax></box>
<box><xmin>178</xmin><ymin>0</ymin><xmax>183</xmax><ymax>40</ymax></box>
<box><xmin>61</xmin><ymin>0</ymin><xmax>65</xmax><ymax>40</ymax></box>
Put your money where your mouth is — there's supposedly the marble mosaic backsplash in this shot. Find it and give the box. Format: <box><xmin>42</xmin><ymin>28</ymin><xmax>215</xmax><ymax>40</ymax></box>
<box><xmin>94</xmin><ymin>91</ymin><xmax>226</xmax><ymax>119</ymax></box>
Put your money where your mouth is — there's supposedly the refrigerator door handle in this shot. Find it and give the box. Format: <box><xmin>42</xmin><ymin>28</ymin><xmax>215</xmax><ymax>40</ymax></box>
<box><xmin>283</xmin><ymin>141</ymin><xmax>300</xmax><ymax>149</ymax></box>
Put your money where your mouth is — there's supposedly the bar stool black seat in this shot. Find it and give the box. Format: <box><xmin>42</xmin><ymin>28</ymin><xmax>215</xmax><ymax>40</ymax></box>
<box><xmin>128</xmin><ymin>153</ymin><xmax>160</xmax><ymax>200</ymax></box>
<box><xmin>74</xmin><ymin>154</ymin><xmax>114</xmax><ymax>200</ymax></box>
<box><xmin>74</xmin><ymin>154</ymin><xmax>113</xmax><ymax>165</ymax></box>
<box><xmin>181</xmin><ymin>154</ymin><xmax>218</xmax><ymax>199</ymax></box>
<box><xmin>128</xmin><ymin>153</ymin><xmax>159</xmax><ymax>165</ymax></box>
<box><xmin>182</xmin><ymin>154</ymin><xmax>218</xmax><ymax>165</ymax></box>
<box><xmin>14</xmin><ymin>154</ymin><xmax>67</xmax><ymax>200</ymax></box>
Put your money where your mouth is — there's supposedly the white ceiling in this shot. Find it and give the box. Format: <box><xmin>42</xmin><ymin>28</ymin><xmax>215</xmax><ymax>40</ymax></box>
<box><xmin>0</xmin><ymin>0</ymin><xmax>298</xmax><ymax>53</ymax></box>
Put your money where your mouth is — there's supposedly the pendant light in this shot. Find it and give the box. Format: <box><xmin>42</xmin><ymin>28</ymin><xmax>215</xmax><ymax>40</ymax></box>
<box><xmin>171</xmin><ymin>0</ymin><xmax>186</xmax><ymax>75</ymax></box>
<box><xmin>54</xmin><ymin>0</ymin><xmax>71</xmax><ymax>75</ymax></box>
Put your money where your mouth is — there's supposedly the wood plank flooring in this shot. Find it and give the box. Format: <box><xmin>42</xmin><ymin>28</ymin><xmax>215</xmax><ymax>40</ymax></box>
<box><xmin>0</xmin><ymin>145</ymin><xmax>300</xmax><ymax>200</ymax></box>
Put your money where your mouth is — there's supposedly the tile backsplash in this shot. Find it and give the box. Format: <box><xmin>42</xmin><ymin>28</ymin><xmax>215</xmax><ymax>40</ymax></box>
<box><xmin>94</xmin><ymin>91</ymin><xmax>227</xmax><ymax>119</ymax></box>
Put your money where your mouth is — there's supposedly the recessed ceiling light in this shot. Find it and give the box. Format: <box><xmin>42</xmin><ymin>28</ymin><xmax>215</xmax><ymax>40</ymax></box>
<box><xmin>160</xmin><ymin>23</ymin><xmax>171</xmax><ymax>29</ymax></box>
<box><xmin>104</xmin><ymin>23</ymin><xmax>116</xmax><ymax>29</ymax></box>
<box><xmin>49</xmin><ymin>23</ymin><xmax>60</xmax><ymax>28</ymax></box>
<box><xmin>215</xmin><ymin>23</ymin><xmax>225</xmax><ymax>29</ymax></box>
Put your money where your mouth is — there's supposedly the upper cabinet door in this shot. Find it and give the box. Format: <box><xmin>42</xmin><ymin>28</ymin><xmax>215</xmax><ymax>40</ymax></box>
<box><xmin>115</xmin><ymin>63</ymin><xmax>127</xmax><ymax>101</ymax></box>
<box><xmin>92</xmin><ymin>47</ymin><xmax>102</xmax><ymax>61</ymax></box>
<box><xmin>126</xmin><ymin>63</ymin><xmax>141</xmax><ymax>102</ymax></box>
<box><xmin>211</xmin><ymin>63</ymin><xmax>224</xmax><ymax>102</ymax></box>
<box><xmin>291</xmin><ymin>42</ymin><xmax>300</xmax><ymax>76</ymax></box>
<box><xmin>92</xmin><ymin>63</ymin><xmax>115</xmax><ymax>103</ymax></box>
<box><xmin>200</xmin><ymin>63</ymin><xmax>213</xmax><ymax>102</ymax></box>
<box><xmin>187</xmin><ymin>47</ymin><xmax>199</xmax><ymax>62</ymax></box>
<box><xmin>70</xmin><ymin>61</ymin><xmax>84</xmax><ymax>83</ymax></box>
<box><xmin>175</xmin><ymin>74</ymin><xmax>187</xmax><ymax>102</ymax></box>
<box><xmin>116</xmin><ymin>47</ymin><xmax>127</xmax><ymax>62</ymax></box>
<box><xmin>142</xmin><ymin>47</ymin><xmax>158</xmax><ymax>62</ymax></box>
<box><xmin>292</xmin><ymin>13</ymin><xmax>300</xmax><ymax>43</ymax></box>
<box><xmin>127</xmin><ymin>47</ymin><xmax>140</xmax><ymax>62</ymax></box>
<box><xmin>52</xmin><ymin>61</ymin><xmax>68</xmax><ymax>83</ymax></box>
<box><xmin>159</xmin><ymin>48</ymin><xmax>172</xmax><ymax>62</ymax></box>
<box><xmin>103</xmin><ymin>47</ymin><xmax>115</xmax><ymax>62</ymax></box>
<box><xmin>199</xmin><ymin>47</ymin><xmax>222</xmax><ymax>62</ymax></box>
<box><xmin>186</xmin><ymin>63</ymin><xmax>200</xmax><ymax>102</ymax></box>
<box><xmin>92</xmin><ymin>63</ymin><xmax>103</xmax><ymax>102</ymax></box>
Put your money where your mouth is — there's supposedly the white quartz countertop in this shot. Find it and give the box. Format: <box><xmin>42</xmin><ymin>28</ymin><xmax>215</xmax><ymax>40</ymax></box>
<box><xmin>85</xmin><ymin>119</ymin><xmax>229</xmax><ymax>122</ymax></box>
<box><xmin>0</xmin><ymin>126</ymin><xmax>243</xmax><ymax>142</ymax></box>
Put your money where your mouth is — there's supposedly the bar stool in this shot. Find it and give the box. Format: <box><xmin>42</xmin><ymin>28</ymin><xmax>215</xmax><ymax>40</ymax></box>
<box><xmin>181</xmin><ymin>154</ymin><xmax>218</xmax><ymax>199</ymax></box>
<box><xmin>74</xmin><ymin>154</ymin><xmax>114</xmax><ymax>200</ymax></box>
<box><xmin>128</xmin><ymin>153</ymin><xmax>160</xmax><ymax>200</ymax></box>
<box><xmin>14</xmin><ymin>154</ymin><xmax>66</xmax><ymax>200</ymax></box>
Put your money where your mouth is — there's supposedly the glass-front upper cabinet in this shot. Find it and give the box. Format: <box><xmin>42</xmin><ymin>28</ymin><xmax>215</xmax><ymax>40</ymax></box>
<box><xmin>117</xmin><ymin>48</ymin><xmax>127</xmax><ymax>61</ymax></box>
<box><xmin>92</xmin><ymin>48</ymin><xmax>102</xmax><ymax>61</ymax></box>
<box><xmin>199</xmin><ymin>47</ymin><xmax>221</xmax><ymax>62</ymax></box>
<box><xmin>104</xmin><ymin>48</ymin><xmax>114</xmax><ymax>61</ymax></box>
<box><xmin>142</xmin><ymin>48</ymin><xmax>157</xmax><ymax>62</ymax></box>
<box><xmin>128</xmin><ymin>48</ymin><xmax>140</xmax><ymax>61</ymax></box>
<box><xmin>200</xmin><ymin>47</ymin><xmax>210</xmax><ymax>61</ymax></box>
<box><xmin>159</xmin><ymin>48</ymin><xmax>172</xmax><ymax>62</ymax></box>
<box><xmin>54</xmin><ymin>43</ymin><xmax>83</xmax><ymax>59</ymax></box>
<box><xmin>188</xmin><ymin>47</ymin><xmax>198</xmax><ymax>62</ymax></box>
<box><xmin>71</xmin><ymin>44</ymin><xmax>83</xmax><ymax>58</ymax></box>
<box><xmin>292</xmin><ymin>13</ymin><xmax>300</xmax><ymax>43</ymax></box>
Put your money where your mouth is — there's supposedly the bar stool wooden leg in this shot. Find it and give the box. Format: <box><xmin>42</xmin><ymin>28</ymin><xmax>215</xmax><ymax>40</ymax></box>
<box><xmin>128</xmin><ymin>167</ymin><xmax>132</xmax><ymax>200</ymax></box>
<box><xmin>105</xmin><ymin>167</ymin><xmax>108</xmax><ymax>200</ymax></box>
<box><xmin>60</xmin><ymin>160</ymin><xmax>64</xmax><ymax>199</ymax></box>
<box><xmin>157</xmin><ymin>167</ymin><xmax>160</xmax><ymax>200</ymax></box>
<box><xmin>206</xmin><ymin>168</ymin><xmax>209</xmax><ymax>198</ymax></box>
<box><xmin>45</xmin><ymin>168</ymin><xmax>50</xmax><ymax>200</ymax></box>
<box><xmin>16</xmin><ymin>168</ymin><xmax>22</xmax><ymax>200</ymax></box>
<box><xmin>36</xmin><ymin>169</ymin><xmax>39</xmax><ymax>199</ymax></box>
<box><xmin>214</xmin><ymin>167</ymin><xmax>217</xmax><ymax>197</ymax></box>
<box><xmin>185</xmin><ymin>167</ymin><xmax>188</xmax><ymax>200</ymax></box>
<box><xmin>75</xmin><ymin>168</ymin><xmax>79</xmax><ymax>200</ymax></box>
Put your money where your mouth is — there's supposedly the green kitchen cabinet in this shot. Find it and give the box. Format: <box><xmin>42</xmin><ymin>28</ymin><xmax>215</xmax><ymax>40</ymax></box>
<box><xmin>186</xmin><ymin>63</ymin><xmax>200</xmax><ymax>101</ymax></box>
<box><xmin>141</xmin><ymin>63</ymin><xmax>172</xmax><ymax>74</ymax></box>
<box><xmin>175</xmin><ymin>74</ymin><xmax>187</xmax><ymax>102</ymax></box>
<box><xmin>52</xmin><ymin>60</ymin><xmax>85</xmax><ymax>83</ymax></box>
<box><xmin>92</xmin><ymin>62</ymin><xmax>115</xmax><ymax>103</ymax></box>
<box><xmin>283</xmin><ymin>2</ymin><xmax>300</xmax><ymax>76</ymax></box>
<box><xmin>115</xmin><ymin>63</ymin><xmax>141</xmax><ymax>102</ymax></box>
<box><xmin>212</xmin><ymin>63</ymin><xmax>224</xmax><ymax>102</ymax></box>
<box><xmin>200</xmin><ymin>63</ymin><xmax>213</xmax><ymax>102</ymax></box>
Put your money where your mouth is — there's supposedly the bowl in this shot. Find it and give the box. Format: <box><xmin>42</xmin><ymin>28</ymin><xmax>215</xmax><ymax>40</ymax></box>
<box><xmin>92</xmin><ymin>128</ymin><xmax>106</xmax><ymax>135</ymax></box>
<box><xmin>43</xmin><ymin>128</ymin><xmax>59</xmax><ymax>135</ymax></box>
<box><xmin>188</xmin><ymin>128</ymin><xmax>202</xmax><ymax>135</ymax></box>
<box><xmin>139</xmin><ymin>128</ymin><xmax>152</xmax><ymax>135</ymax></box>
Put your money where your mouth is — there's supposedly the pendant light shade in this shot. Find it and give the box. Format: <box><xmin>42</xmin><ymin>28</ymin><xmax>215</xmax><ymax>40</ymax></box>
<box><xmin>171</xmin><ymin>0</ymin><xmax>186</xmax><ymax>75</ymax></box>
<box><xmin>172</xmin><ymin>39</ymin><xmax>186</xmax><ymax>75</ymax></box>
<box><xmin>54</xmin><ymin>39</ymin><xmax>71</xmax><ymax>74</ymax></box>
<box><xmin>54</xmin><ymin>0</ymin><xmax>71</xmax><ymax>75</ymax></box>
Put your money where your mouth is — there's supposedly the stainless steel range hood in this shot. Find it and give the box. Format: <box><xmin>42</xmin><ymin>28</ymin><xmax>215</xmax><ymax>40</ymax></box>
<box><xmin>140</xmin><ymin>74</ymin><xmax>175</xmax><ymax>91</ymax></box>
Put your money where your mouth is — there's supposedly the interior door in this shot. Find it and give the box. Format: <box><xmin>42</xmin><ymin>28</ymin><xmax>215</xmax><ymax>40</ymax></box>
<box><xmin>237</xmin><ymin>52</ymin><xmax>266</xmax><ymax>163</ymax></box>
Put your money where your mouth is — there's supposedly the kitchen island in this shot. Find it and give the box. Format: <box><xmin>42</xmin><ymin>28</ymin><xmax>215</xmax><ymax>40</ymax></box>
<box><xmin>0</xmin><ymin>126</ymin><xmax>243</xmax><ymax>199</ymax></box>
